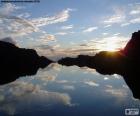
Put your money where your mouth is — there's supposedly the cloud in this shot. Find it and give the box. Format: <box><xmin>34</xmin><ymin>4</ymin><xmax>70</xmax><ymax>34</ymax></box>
<box><xmin>103</xmin><ymin>8</ymin><xmax>125</xmax><ymax>24</ymax></box>
<box><xmin>105</xmin><ymin>85</ymin><xmax>113</xmax><ymax>88</ymax></box>
<box><xmin>56</xmin><ymin>80</ymin><xmax>69</xmax><ymax>84</ymax></box>
<box><xmin>0</xmin><ymin>4</ymin><xmax>74</xmax><ymax>56</ymax></box>
<box><xmin>37</xmin><ymin>34</ymin><xmax>56</xmax><ymax>44</ymax></box>
<box><xmin>0</xmin><ymin>15</ymin><xmax>37</xmax><ymax>38</ymax></box>
<box><xmin>18</xmin><ymin>12</ymin><xmax>31</xmax><ymax>18</ymax></box>
<box><xmin>122</xmin><ymin>84</ymin><xmax>129</xmax><ymax>89</ymax></box>
<box><xmin>83</xmin><ymin>27</ymin><xmax>98</xmax><ymax>32</ymax></box>
<box><xmin>0</xmin><ymin>81</ymin><xmax>73</xmax><ymax>115</ymax></box>
<box><xmin>102</xmin><ymin>33</ymin><xmax>108</xmax><ymax>36</ymax></box>
<box><xmin>44</xmin><ymin>63</ymin><xmax>61</xmax><ymax>71</ymax></box>
<box><xmin>113</xmin><ymin>33</ymin><xmax>120</xmax><ymax>36</ymax></box>
<box><xmin>0</xmin><ymin>4</ymin><xmax>72</xmax><ymax>45</ymax></box>
<box><xmin>85</xmin><ymin>81</ymin><xmax>99</xmax><ymax>87</ymax></box>
<box><xmin>81</xmin><ymin>67</ymin><xmax>96</xmax><ymax>74</ymax></box>
<box><xmin>130</xmin><ymin>10</ymin><xmax>140</xmax><ymax>15</ymax></box>
<box><xmin>93</xmin><ymin>35</ymin><xmax>128</xmax><ymax>52</ymax></box>
<box><xmin>105</xmin><ymin>88</ymin><xmax>127</xmax><ymax>97</ymax></box>
<box><xmin>61</xmin><ymin>25</ymin><xmax>73</xmax><ymax>30</ymax></box>
<box><xmin>104</xmin><ymin>24</ymin><xmax>112</xmax><ymax>28</ymax></box>
<box><xmin>104</xmin><ymin>77</ymin><xmax>109</xmax><ymax>80</ymax></box>
<box><xmin>31</xmin><ymin>8</ymin><xmax>72</xmax><ymax>27</ymax></box>
<box><xmin>130</xmin><ymin>17</ymin><xmax>140</xmax><ymax>24</ymax></box>
<box><xmin>55</xmin><ymin>32</ymin><xmax>68</xmax><ymax>35</ymax></box>
<box><xmin>103</xmin><ymin>15</ymin><xmax>125</xmax><ymax>24</ymax></box>
<box><xmin>37</xmin><ymin>75</ymin><xmax>56</xmax><ymax>83</ymax></box>
<box><xmin>63</xmin><ymin>85</ymin><xmax>75</xmax><ymax>90</ymax></box>
<box><xmin>0</xmin><ymin>3</ymin><xmax>22</xmax><ymax>16</ymax></box>
<box><xmin>37</xmin><ymin>34</ymin><xmax>128</xmax><ymax>61</ymax></box>
<box><xmin>74</xmin><ymin>35</ymin><xmax>128</xmax><ymax>53</ymax></box>
<box><xmin>129</xmin><ymin>3</ymin><xmax>140</xmax><ymax>15</ymax></box>
<box><xmin>112</xmin><ymin>74</ymin><xmax>121</xmax><ymax>79</ymax></box>
<box><xmin>120</xmin><ymin>23</ymin><xmax>130</xmax><ymax>27</ymax></box>
<box><xmin>55</xmin><ymin>31</ymin><xmax>75</xmax><ymax>36</ymax></box>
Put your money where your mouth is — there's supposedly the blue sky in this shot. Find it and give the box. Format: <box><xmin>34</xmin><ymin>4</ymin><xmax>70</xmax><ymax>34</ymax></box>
<box><xmin>0</xmin><ymin>0</ymin><xmax>140</xmax><ymax>57</ymax></box>
<box><xmin>0</xmin><ymin>1</ymin><xmax>140</xmax><ymax>115</ymax></box>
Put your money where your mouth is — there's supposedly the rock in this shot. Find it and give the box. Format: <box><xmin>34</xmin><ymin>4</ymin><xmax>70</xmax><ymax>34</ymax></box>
<box><xmin>58</xmin><ymin>30</ymin><xmax>140</xmax><ymax>99</ymax></box>
<box><xmin>0</xmin><ymin>41</ymin><xmax>53</xmax><ymax>85</ymax></box>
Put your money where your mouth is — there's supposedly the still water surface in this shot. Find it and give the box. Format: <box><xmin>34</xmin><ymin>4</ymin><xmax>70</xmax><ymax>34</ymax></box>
<box><xmin>0</xmin><ymin>64</ymin><xmax>139</xmax><ymax>116</ymax></box>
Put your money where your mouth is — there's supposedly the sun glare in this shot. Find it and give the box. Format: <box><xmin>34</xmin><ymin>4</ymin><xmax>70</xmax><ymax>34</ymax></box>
<box><xmin>105</xmin><ymin>41</ymin><xmax>118</xmax><ymax>51</ymax></box>
<box><xmin>96</xmin><ymin>37</ymin><xmax>123</xmax><ymax>52</ymax></box>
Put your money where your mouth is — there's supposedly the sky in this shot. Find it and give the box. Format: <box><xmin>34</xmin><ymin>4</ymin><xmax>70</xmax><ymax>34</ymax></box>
<box><xmin>0</xmin><ymin>0</ymin><xmax>140</xmax><ymax>59</ymax></box>
<box><xmin>0</xmin><ymin>1</ymin><xmax>140</xmax><ymax>115</ymax></box>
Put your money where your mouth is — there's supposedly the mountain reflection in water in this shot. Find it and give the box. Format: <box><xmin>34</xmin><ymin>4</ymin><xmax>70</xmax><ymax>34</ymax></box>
<box><xmin>0</xmin><ymin>65</ymin><xmax>139</xmax><ymax>116</ymax></box>
<box><xmin>0</xmin><ymin>64</ymin><xmax>140</xmax><ymax>116</ymax></box>
<box><xmin>0</xmin><ymin>31</ymin><xmax>140</xmax><ymax>115</ymax></box>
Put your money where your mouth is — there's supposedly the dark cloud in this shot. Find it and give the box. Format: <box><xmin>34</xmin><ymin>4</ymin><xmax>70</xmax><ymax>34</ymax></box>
<box><xmin>58</xmin><ymin>31</ymin><xmax>140</xmax><ymax>99</ymax></box>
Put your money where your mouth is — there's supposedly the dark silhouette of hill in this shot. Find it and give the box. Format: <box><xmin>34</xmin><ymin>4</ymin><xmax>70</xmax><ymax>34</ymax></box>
<box><xmin>58</xmin><ymin>30</ymin><xmax>140</xmax><ymax>99</ymax></box>
<box><xmin>0</xmin><ymin>41</ymin><xmax>53</xmax><ymax>85</ymax></box>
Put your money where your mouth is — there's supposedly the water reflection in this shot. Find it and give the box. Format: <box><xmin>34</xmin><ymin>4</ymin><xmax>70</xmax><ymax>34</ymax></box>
<box><xmin>0</xmin><ymin>41</ymin><xmax>53</xmax><ymax>85</ymax></box>
<box><xmin>0</xmin><ymin>65</ymin><xmax>140</xmax><ymax>116</ymax></box>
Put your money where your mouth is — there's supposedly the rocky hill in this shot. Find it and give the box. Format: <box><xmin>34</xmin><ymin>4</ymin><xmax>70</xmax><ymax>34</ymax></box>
<box><xmin>0</xmin><ymin>41</ymin><xmax>53</xmax><ymax>85</ymax></box>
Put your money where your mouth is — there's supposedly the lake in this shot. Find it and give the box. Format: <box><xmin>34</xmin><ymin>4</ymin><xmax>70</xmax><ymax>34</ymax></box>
<box><xmin>0</xmin><ymin>64</ymin><xmax>139</xmax><ymax>116</ymax></box>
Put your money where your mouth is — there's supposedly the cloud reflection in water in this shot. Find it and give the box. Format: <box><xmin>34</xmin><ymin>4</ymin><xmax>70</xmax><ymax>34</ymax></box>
<box><xmin>0</xmin><ymin>64</ymin><xmax>140</xmax><ymax>116</ymax></box>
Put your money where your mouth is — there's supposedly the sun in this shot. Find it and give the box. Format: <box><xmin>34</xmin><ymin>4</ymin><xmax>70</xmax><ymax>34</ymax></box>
<box><xmin>96</xmin><ymin>38</ymin><xmax>121</xmax><ymax>52</ymax></box>
<box><xmin>105</xmin><ymin>40</ymin><xmax>118</xmax><ymax>51</ymax></box>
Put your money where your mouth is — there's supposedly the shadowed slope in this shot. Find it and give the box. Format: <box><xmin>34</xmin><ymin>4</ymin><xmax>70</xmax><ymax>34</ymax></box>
<box><xmin>58</xmin><ymin>31</ymin><xmax>140</xmax><ymax>99</ymax></box>
<box><xmin>0</xmin><ymin>41</ymin><xmax>53</xmax><ymax>85</ymax></box>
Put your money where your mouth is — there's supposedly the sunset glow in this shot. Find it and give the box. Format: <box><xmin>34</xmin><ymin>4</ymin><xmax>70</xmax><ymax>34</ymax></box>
<box><xmin>103</xmin><ymin>40</ymin><xmax>119</xmax><ymax>51</ymax></box>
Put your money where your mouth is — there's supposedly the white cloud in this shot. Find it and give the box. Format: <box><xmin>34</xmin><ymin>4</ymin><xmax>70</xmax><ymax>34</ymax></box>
<box><xmin>113</xmin><ymin>33</ymin><xmax>120</xmax><ymax>36</ymax></box>
<box><xmin>0</xmin><ymin>5</ymin><xmax>72</xmax><ymax>36</ymax></box>
<box><xmin>105</xmin><ymin>85</ymin><xmax>113</xmax><ymax>88</ymax></box>
<box><xmin>122</xmin><ymin>84</ymin><xmax>129</xmax><ymax>89</ymax></box>
<box><xmin>56</xmin><ymin>80</ymin><xmax>69</xmax><ymax>84</ymax></box>
<box><xmin>0</xmin><ymin>15</ymin><xmax>37</xmax><ymax>38</ymax></box>
<box><xmin>130</xmin><ymin>10</ymin><xmax>140</xmax><ymax>15</ymax></box>
<box><xmin>103</xmin><ymin>15</ymin><xmax>125</xmax><ymax>24</ymax></box>
<box><xmin>104</xmin><ymin>77</ymin><xmax>109</xmax><ymax>80</ymax></box>
<box><xmin>120</xmin><ymin>22</ymin><xmax>130</xmax><ymax>27</ymax></box>
<box><xmin>31</xmin><ymin>8</ymin><xmax>72</xmax><ymax>27</ymax></box>
<box><xmin>129</xmin><ymin>3</ymin><xmax>140</xmax><ymax>15</ymax></box>
<box><xmin>102</xmin><ymin>33</ymin><xmax>108</xmax><ymax>36</ymax></box>
<box><xmin>130</xmin><ymin>17</ymin><xmax>140</xmax><ymax>24</ymax></box>
<box><xmin>83</xmin><ymin>27</ymin><xmax>98</xmax><ymax>32</ymax></box>
<box><xmin>42</xmin><ymin>63</ymin><xmax>61</xmax><ymax>72</ymax></box>
<box><xmin>61</xmin><ymin>25</ymin><xmax>73</xmax><ymax>30</ymax></box>
<box><xmin>63</xmin><ymin>85</ymin><xmax>75</xmax><ymax>90</ymax></box>
<box><xmin>37</xmin><ymin>75</ymin><xmax>56</xmax><ymax>82</ymax></box>
<box><xmin>0</xmin><ymin>81</ymin><xmax>73</xmax><ymax>115</ymax></box>
<box><xmin>103</xmin><ymin>8</ymin><xmax>125</xmax><ymax>24</ymax></box>
<box><xmin>55</xmin><ymin>32</ymin><xmax>68</xmax><ymax>35</ymax></box>
<box><xmin>105</xmin><ymin>88</ymin><xmax>127</xmax><ymax>97</ymax></box>
<box><xmin>37</xmin><ymin>34</ymin><xmax>129</xmax><ymax>60</ymax></box>
<box><xmin>0</xmin><ymin>3</ymin><xmax>22</xmax><ymax>16</ymax></box>
<box><xmin>113</xmin><ymin>74</ymin><xmax>121</xmax><ymax>79</ymax></box>
<box><xmin>37</xmin><ymin>34</ymin><xmax>56</xmax><ymax>44</ymax></box>
<box><xmin>85</xmin><ymin>81</ymin><xmax>99</xmax><ymax>87</ymax></box>
<box><xmin>55</xmin><ymin>31</ymin><xmax>75</xmax><ymax>36</ymax></box>
<box><xmin>104</xmin><ymin>24</ymin><xmax>112</xmax><ymax>28</ymax></box>
<box><xmin>18</xmin><ymin>12</ymin><xmax>30</xmax><ymax>18</ymax></box>
<box><xmin>81</xmin><ymin>67</ymin><xmax>96</xmax><ymax>74</ymax></box>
